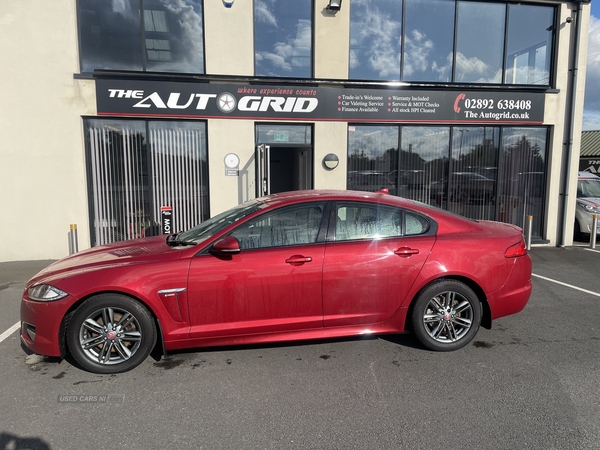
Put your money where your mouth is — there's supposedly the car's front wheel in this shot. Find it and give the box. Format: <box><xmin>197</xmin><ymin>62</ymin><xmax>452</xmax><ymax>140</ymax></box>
<box><xmin>411</xmin><ymin>280</ymin><xmax>481</xmax><ymax>351</ymax></box>
<box><xmin>67</xmin><ymin>294</ymin><xmax>157</xmax><ymax>374</ymax></box>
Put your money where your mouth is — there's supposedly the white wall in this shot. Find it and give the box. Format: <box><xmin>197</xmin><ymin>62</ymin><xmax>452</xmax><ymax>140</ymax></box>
<box><xmin>543</xmin><ymin>2</ymin><xmax>590</xmax><ymax>246</ymax></box>
<box><xmin>0</xmin><ymin>0</ymin><xmax>591</xmax><ymax>261</ymax></box>
<box><xmin>0</xmin><ymin>1</ymin><xmax>95</xmax><ymax>262</ymax></box>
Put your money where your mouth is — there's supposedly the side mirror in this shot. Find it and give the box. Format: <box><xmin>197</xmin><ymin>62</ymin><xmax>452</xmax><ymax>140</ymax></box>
<box><xmin>210</xmin><ymin>236</ymin><xmax>241</xmax><ymax>256</ymax></box>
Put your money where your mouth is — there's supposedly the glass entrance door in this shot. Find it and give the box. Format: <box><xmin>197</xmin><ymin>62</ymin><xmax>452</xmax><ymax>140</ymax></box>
<box><xmin>255</xmin><ymin>124</ymin><xmax>313</xmax><ymax>196</ymax></box>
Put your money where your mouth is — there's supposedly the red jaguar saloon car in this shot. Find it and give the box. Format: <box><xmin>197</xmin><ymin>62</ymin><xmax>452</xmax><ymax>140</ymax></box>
<box><xmin>21</xmin><ymin>190</ymin><xmax>532</xmax><ymax>373</ymax></box>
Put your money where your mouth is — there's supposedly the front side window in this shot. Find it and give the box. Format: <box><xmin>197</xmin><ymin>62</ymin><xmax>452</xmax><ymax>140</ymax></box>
<box><xmin>232</xmin><ymin>203</ymin><xmax>325</xmax><ymax>250</ymax></box>
<box><xmin>254</xmin><ymin>0</ymin><xmax>313</xmax><ymax>78</ymax></box>
<box><xmin>78</xmin><ymin>0</ymin><xmax>204</xmax><ymax>73</ymax></box>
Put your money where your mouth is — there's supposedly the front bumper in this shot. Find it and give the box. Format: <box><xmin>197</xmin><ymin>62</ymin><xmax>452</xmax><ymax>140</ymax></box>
<box><xmin>20</xmin><ymin>294</ymin><xmax>72</xmax><ymax>357</ymax></box>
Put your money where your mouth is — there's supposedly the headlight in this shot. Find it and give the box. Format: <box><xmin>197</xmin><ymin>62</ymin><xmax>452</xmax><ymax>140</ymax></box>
<box><xmin>578</xmin><ymin>202</ymin><xmax>600</xmax><ymax>214</ymax></box>
<box><xmin>27</xmin><ymin>284</ymin><xmax>68</xmax><ymax>302</ymax></box>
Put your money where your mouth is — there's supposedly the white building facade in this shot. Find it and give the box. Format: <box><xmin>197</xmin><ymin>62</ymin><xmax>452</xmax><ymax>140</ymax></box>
<box><xmin>0</xmin><ymin>0</ymin><xmax>591</xmax><ymax>261</ymax></box>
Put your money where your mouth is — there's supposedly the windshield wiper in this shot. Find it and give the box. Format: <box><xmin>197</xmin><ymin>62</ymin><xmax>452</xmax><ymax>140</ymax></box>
<box><xmin>168</xmin><ymin>240</ymin><xmax>197</xmax><ymax>247</ymax></box>
<box><xmin>166</xmin><ymin>234</ymin><xmax>197</xmax><ymax>247</ymax></box>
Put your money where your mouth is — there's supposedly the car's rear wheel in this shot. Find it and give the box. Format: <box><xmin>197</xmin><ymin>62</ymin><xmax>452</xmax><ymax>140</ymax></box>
<box><xmin>67</xmin><ymin>294</ymin><xmax>157</xmax><ymax>374</ymax></box>
<box><xmin>411</xmin><ymin>280</ymin><xmax>481</xmax><ymax>351</ymax></box>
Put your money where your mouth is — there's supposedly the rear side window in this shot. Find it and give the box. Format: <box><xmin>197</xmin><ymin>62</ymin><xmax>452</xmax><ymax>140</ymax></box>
<box><xmin>406</xmin><ymin>212</ymin><xmax>430</xmax><ymax>235</ymax></box>
<box><xmin>335</xmin><ymin>203</ymin><xmax>430</xmax><ymax>241</ymax></box>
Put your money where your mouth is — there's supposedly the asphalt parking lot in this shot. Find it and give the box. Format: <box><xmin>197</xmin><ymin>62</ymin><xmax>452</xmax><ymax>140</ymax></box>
<box><xmin>1</xmin><ymin>245</ymin><xmax>599</xmax><ymax>450</ymax></box>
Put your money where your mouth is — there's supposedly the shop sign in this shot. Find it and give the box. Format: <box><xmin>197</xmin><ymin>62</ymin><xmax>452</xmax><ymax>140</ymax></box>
<box><xmin>96</xmin><ymin>79</ymin><xmax>545</xmax><ymax>125</ymax></box>
<box><xmin>161</xmin><ymin>206</ymin><xmax>172</xmax><ymax>235</ymax></box>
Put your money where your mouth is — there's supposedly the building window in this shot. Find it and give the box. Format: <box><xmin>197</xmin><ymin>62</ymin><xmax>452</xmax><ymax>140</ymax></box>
<box><xmin>349</xmin><ymin>1</ymin><xmax>555</xmax><ymax>86</ymax></box>
<box><xmin>84</xmin><ymin>119</ymin><xmax>208</xmax><ymax>246</ymax></box>
<box><xmin>347</xmin><ymin>125</ymin><xmax>547</xmax><ymax>237</ymax></box>
<box><xmin>505</xmin><ymin>4</ymin><xmax>554</xmax><ymax>85</ymax></box>
<box><xmin>78</xmin><ymin>0</ymin><xmax>204</xmax><ymax>74</ymax></box>
<box><xmin>254</xmin><ymin>0</ymin><xmax>313</xmax><ymax>78</ymax></box>
<box><xmin>454</xmin><ymin>1</ymin><xmax>505</xmax><ymax>83</ymax></box>
<box><xmin>403</xmin><ymin>0</ymin><xmax>454</xmax><ymax>82</ymax></box>
<box><xmin>349</xmin><ymin>0</ymin><xmax>402</xmax><ymax>81</ymax></box>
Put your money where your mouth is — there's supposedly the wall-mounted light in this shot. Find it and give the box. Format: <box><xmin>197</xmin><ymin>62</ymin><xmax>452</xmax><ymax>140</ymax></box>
<box><xmin>326</xmin><ymin>0</ymin><xmax>342</xmax><ymax>12</ymax></box>
<box><xmin>222</xmin><ymin>0</ymin><xmax>235</xmax><ymax>8</ymax></box>
<box><xmin>323</xmin><ymin>153</ymin><xmax>339</xmax><ymax>170</ymax></box>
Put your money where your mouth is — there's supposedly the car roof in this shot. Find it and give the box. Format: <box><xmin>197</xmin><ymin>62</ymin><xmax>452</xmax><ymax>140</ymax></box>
<box><xmin>258</xmin><ymin>189</ymin><xmax>416</xmax><ymax>208</ymax></box>
<box><xmin>257</xmin><ymin>189</ymin><xmax>457</xmax><ymax>219</ymax></box>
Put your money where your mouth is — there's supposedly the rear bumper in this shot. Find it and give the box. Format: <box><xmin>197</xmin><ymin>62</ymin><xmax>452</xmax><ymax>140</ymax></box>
<box><xmin>488</xmin><ymin>255</ymin><xmax>533</xmax><ymax>320</ymax></box>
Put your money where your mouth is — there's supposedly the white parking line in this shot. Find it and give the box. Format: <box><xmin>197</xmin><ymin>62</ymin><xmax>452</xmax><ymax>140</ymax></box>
<box><xmin>584</xmin><ymin>248</ymin><xmax>600</xmax><ymax>254</ymax></box>
<box><xmin>532</xmin><ymin>273</ymin><xmax>600</xmax><ymax>298</ymax></box>
<box><xmin>0</xmin><ymin>322</ymin><xmax>20</xmax><ymax>344</ymax></box>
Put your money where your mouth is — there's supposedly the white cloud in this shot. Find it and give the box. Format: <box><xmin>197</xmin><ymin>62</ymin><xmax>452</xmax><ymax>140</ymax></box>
<box><xmin>256</xmin><ymin>19</ymin><xmax>311</xmax><ymax>73</ymax></box>
<box><xmin>254</xmin><ymin>0</ymin><xmax>278</xmax><ymax>27</ymax></box>
<box><xmin>352</xmin><ymin>7</ymin><xmax>402</xmax><ymax>77</ymax></box>
<box><xmin>582</xmin><ymin>110</ymin><xmax>600</xmax><ymax>130</ymax></box>
<box><xmin>454</xmin><ymin>52</ymin><xmax>502</xmax><ymax>83</ymax></box>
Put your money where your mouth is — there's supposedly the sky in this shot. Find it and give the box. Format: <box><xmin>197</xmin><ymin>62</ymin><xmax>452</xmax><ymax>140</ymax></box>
<box><xmin>583</xmin><ymin>0</ymin><xmax>600</xmax><ymax>129</ymax></box>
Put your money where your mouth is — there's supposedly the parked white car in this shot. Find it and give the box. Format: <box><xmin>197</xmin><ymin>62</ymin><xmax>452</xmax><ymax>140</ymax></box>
<box><xmin>575</xmin><ymin>171</ymin><xmax>600</xmax><ymax>239</ymax></box>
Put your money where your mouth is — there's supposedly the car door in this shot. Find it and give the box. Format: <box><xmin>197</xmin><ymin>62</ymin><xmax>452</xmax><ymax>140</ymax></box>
<box><xmin>187</xmin><ymin>202</ymin><xmax>327</xmax><ymax>338</ymax></box>
<box><xmin>322</xmin><ymin>201</ymin><xmax>435</xmax><ymax>327</ymax></box>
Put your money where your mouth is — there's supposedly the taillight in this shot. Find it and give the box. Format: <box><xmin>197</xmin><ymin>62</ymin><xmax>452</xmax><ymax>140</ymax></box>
<box><xmin>504</xmin><ymin>239</ymin><xmax>527</xmax><ymax>258</ymax></box>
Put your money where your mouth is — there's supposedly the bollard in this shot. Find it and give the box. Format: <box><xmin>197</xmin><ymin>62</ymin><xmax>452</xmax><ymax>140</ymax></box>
<box><xmin>591</xmin><ymin>215</ymin><xmax>598</xmax><ymax>249</ymax></box>
<box><xmin>68</xmin><ymin>224</ymin><xmax>79</xmax><ymax>255</ymax></box>
<box><xmin>524</xmin><ymin>215</ymin><xmax>533</xmax><ymax>251</ymax></box>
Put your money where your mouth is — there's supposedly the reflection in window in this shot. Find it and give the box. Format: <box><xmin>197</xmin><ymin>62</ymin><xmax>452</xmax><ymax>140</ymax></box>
<box><xmin>348</xmin><ymin>126</ymin><xmax>399</xmax><ymax>192</ymax></box>
<box><xmin>455</xmin><ymin>2</ymin><xmax>505</xmax><ymax>83</ymax></box>
<box><xmin>399</xmin><ymin>127</ymin><xmax>450</xmax><ymax>206</ymax></box>
<box><xmin>346</xmin><ymin>125</ymin><xmax>548</xmax><ymax>237</ymax></box>
<box><xmin>254</xmin><ymin>0</ymin><xmax>312</xmax><ymax>78</ymax></box>
<box><xmin>336</xmin><ymin>204</ymin><xmax>402</xmax><ymax>241</ymax></box>
<box><xmin>256</xmin><ymin>124</ymin><xmax>312</xmax><ymax>145</ymax></box>
<box><xmin>78</xmin><ymin>0</ymin><xmax>204</xmax><ymax>73</ymax></box>
<box><xmin>505</xmin><ymin>4</ymin><xmax>554</xmax><ymax>85</ymax></box>
<box><xmin>498</xmin><ymin>128</ymin><xmax>547</xmax><ymax>237</ymax></box>
<box><xmin>449</xmin><ymin>127</ymin><xmax>499</xmax><ymax>220</ymax></box>
<box><xmin>403</xmin><ymin>0</ymin><xmax>454</xmax><ymax>82</ymax></box>
<box><xmin>232</xmin><ymin>204</ymin><xmax>324</xmax><ymax>249</ymax></box>
<box><xmin>349</xmin><ymin>0</ymin><xmax>402</xmax><ymax>81</ymax></box>
<box><xmin>84</xmin><ymin>119</ymin><xmax>208</xmax><ymax>246</ymax></box>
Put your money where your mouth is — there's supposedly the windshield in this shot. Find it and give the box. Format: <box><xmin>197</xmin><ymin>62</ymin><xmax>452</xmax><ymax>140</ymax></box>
<box><xmin>176</xmin><ymin>199</ymin><xmax>264</xmax><ymax>243</ymax></box>
<box><xmin>577</xmin><ymin>177</ymin><xmax>600</xmax><ymax>198</ymax></box>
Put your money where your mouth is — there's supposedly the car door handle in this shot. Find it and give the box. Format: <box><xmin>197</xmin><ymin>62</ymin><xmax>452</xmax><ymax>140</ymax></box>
<box><xmin>394</xmin><ymin>247</ymin><xmax>420</xmax><ymax>258</ymax></box>
<box><xmin>285</xmin><ymin>255</ymin><xmax>313</xmax><ymax>265</ymax></box>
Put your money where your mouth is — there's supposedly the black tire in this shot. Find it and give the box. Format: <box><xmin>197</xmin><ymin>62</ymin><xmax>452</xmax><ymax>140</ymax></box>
<box><xmin>411</xmin><ymin>280</ymin><xmax>481</xmax><ymax>352</ymax></box>
<box><xmin>574</xmin><ymin>220</ymin><xmax>583</xmax><ymax>242</ymax></box>
<box><xmin>67</xmin><ymin>294</ymin><xmax>157</xmax><ymax>374</ymax></box>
